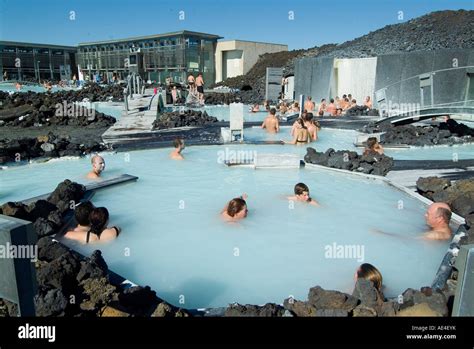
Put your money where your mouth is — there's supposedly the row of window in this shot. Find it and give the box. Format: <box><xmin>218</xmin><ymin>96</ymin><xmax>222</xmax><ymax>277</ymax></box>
<box><xmin>1</xmin><ymin>47</ymin><xmax>69</xmax><ymax>55</ymax></box>
<box><xmin>78</xmin><ymin>37</ymin><xmax>210</xmax><ymax>53</ymax></box>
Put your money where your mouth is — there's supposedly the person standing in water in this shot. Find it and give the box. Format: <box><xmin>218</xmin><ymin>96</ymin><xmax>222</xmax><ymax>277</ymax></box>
<box><xmin>196</xmin><ymin>72</ymin><xmax>205</xmax><ymax>104</ymax></box>
<box><xmin>261</xmin><ymin>108</ymin><xmax>280</xmax><ymax>133</ymax></box>
<box><xmin>170</xmin><ymin>138</ymin><xmax>185</xmax><ymax>160</ymax></box>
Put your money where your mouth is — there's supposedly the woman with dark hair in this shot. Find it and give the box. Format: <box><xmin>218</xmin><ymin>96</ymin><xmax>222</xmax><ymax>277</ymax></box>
<box><xmin>85</xmin><ymin>207</ymin><xmax>120</xmax><ymax>243</ymax></box>
<box><xmin>221</xmin><ymin>194</ymin><xmax>248</xmax><ymax>222</ymax></box>
<box><xmin>286</xmin><ymin>118</ymin><xmax>311</xmax><ymax>145</ymax></box>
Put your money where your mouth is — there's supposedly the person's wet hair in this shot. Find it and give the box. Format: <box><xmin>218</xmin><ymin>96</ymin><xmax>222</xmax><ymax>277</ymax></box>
<box><xmin>330</xmin><ymin>98</ymin><xmax>334</xmax><ymax>103</ymax></box>
<box><xmin>294</xmin><ymin>183</ymin><xmax>310</xmax><ymax>195</ymax></box>
<box><xmin>227</xmin><ymin>198</ymin><xmax>247</xmax><ymax>217</ymax></box>
<box><xmin>270</xmin><ymin>108</ymin><xmax>276</xmax><ymax>115</ymax></box>
<box><xmin>173</xmin><ymin>138</ymin><xmax>184</xmax><ymax>148</ymax></box>
<box><xmin>89</xmin><ymin>207</ymin><xmax>109</xmax><ymax>236</ymax></box>
<box><xmin>75</xmin><ymin>201</ymin><xmax>94</xmax><ymax>226</ymax></box>
<box><xmin>357</xmin><ymin>263</ymin><xmax>383</xmax><ymax>291</ymax></box>
<box><xmin>366</xmin><ymin>137</ymin><xmax>377</xmax><ymax>149</ymax></box>
<box><xmin>437</xmin><ymin>207</ymin><xmax>452</xmax><ymax>224</ymax></box>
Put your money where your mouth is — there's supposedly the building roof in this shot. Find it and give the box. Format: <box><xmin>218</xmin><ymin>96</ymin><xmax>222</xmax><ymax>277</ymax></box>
<box><xmin>218</xmin><ymin>39</ymin><xmax>288</xmax><ymax>47</ymax></box>
<box><xmin>0</xmin><ymin>40</ymin><xmax>77</xmax><ymax>50</ymax></box>
<box><xmin>78</xmin><ymin>30</ymin><xmax>222</xmax><ymax>46</ymax></box>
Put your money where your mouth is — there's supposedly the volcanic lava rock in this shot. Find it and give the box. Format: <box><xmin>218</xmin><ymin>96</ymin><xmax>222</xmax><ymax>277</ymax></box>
<box><xmin>152</xmin><ymin>110</ymin><xmax>219</xmax><ymax>130</ymax></box>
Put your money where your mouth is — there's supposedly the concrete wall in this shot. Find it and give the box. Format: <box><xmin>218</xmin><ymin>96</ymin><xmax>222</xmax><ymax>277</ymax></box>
<box><xmin>215</xmin><ymin>40</ymin><xmax>287</xmax><ymax>82</ymax></box>
<box><xmin>374</xmin><ymin>49</ymin><xmax>474</xmax><ymax>109</ymax></box>
<box><xmin>294</xmin><ymin>57</ymin><xmax>334</xmax><ymax>101</ymax></box>
<box><xmin>333</xmin><ymin>57</ymin><xmax>377</xmax><ymax>103</ymax></box>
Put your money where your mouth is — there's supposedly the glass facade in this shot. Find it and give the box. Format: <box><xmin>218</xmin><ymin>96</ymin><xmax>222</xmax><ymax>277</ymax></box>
<box><xmin>76</xmin><ymin>31</ymin><xmax>220</xmax><ymax>84</ymax></box>
<box><xmin>0</xmin><ymin>41</ymin><xmax>77</xmax><ymax>81</ymax></box>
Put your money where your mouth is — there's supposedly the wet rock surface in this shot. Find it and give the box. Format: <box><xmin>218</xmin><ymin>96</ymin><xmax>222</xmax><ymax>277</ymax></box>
<box><xmin>304</xmin><ymin>147</ymin><xmax>394</xmax><ymax>176</ymax></box>
<box><xmin>363</xmin><ymin>123</ymin><xmax>474</xmax><ymax>147</ymax></box>
<box><xmin>416</xmin><ymin>177</ymin><xmax>474</xmax><ymax>228</ymax></box>
<box><xmin>152</xmin><ymin>109</ymin><xmax>219</xmax><ymax>130</ymax></box>
<box><xmin>0</xmin><ymin>131</ymin><xmax>109</xmax><ymax>164</ymax></box>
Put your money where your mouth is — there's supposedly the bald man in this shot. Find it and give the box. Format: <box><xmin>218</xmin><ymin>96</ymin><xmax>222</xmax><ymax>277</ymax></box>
<box><xmin>372</xmin><ymin>202</ymin><xmax>452</xmax><ymax>241</ymax></box>
<box><xmin>423</xmin><ymin>202</ymin><xmax>452</xmax><ymax>240</ymax></box>
<box><xmin>87</xmin><ymin>155</ymin><xmax>105</xmax><ymax>179</ymax></box>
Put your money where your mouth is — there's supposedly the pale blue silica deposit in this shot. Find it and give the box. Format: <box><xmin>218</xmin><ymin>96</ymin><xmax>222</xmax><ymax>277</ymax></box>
<box><xmin>0</xmin><ymin>144</ymin><xmax>449</xmax><ymax>309</ymax></box>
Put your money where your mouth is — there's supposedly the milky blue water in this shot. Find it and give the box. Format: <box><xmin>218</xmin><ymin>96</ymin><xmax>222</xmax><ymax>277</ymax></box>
<box><xmin>0</xmin><ymin>144</ymin><xmax>450</xmax><ymax>309</ymax></box>
<box><xmin>189</xmin><ymin>104</ymin><xmax>274</xmax><ymax>122</ymax></box>
<box><xmin>0</xmin><ymin>82</ymin><xmax>76</xmax><ymax>93</ymax></box>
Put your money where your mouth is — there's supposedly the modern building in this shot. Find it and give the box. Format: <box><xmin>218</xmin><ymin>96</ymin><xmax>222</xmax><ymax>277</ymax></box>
<box><xmin>215</xmin><ymin>40</ymin><xmax>288</xmax><ymax>83</ymax></box>
<box><xmin>77</xmin><ymin>31</ymin><xmax>222</xmax><ymax>85</ymax></box>
<box><xmin>0</xmin><ymin>41</ymin><xmax>77</xmax><ymax>82</ymax></box>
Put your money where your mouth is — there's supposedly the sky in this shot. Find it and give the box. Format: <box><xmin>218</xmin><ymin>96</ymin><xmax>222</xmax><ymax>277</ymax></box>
<box><xmin>0</xmin><ymin>0</ymin><xmax>472</xmax><ymax>50</ymax></box>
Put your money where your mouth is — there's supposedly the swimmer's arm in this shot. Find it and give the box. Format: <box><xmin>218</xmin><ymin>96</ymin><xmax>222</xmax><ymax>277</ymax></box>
<box><xmin>285</xmin><ymin>134</ymin><xmax>298</xmax><ymax>145</ymax></box>
<box><xmin>261</xmin><ymin>121</ymin><xmax>266</xmax><ymax>129</ymax></box>
<box><xmin>309</xmin><ymin>198</ymin><xmax>320</xmax><ymax>206</ymax></box>
<box><xmin>276</xmin><ymin>119</ymin><xmax>280</xmax><ymax>132</ymax></box>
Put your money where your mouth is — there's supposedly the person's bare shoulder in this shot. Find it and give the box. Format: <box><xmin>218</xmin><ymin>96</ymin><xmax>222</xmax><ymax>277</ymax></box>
<box><xmin>99</xmin><ymin>228</ymin><xmax>119</xmax><ymax>242</ymax></box>
<box><xmin>86</xmin><ymin>172</ymin><xmax>99</xmax><ymax>179</ymax></box>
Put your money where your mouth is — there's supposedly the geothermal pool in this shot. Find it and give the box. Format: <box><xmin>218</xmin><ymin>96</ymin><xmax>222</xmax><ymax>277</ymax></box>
<box><xmin>0</xmin><ymin>142</ymin><xmax>451</xmax><ymax>309</ymax></box>
<box><xmin>0</xmin><ymin>82</ymin><xmax>76</xmax><ymax>93</ymax></box>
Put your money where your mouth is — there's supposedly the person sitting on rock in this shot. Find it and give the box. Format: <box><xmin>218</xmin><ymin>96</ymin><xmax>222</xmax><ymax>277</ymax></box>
<box><xmin>363</xmin><ymin>137</ymin><xmax>384</xmax><ymax>156</ymax></box>
<box><xmin>87</xmin><ymin>155</ymin><xmax>105</xmax><ymax>179</ymax></box>
<box><xmin>423</xmin><ymin>202</ymin><xmax>452</xmax><ymax>240</ymax></box>
<box><xmin>287</xmin><ymin>183</ymin><xmax>319</xmax><ymax>206</ymax></box>
<box><xmin>286</xmin><ymin>118</ymin><xmax>311</xmax><ymax>145</ymax></box>
<box><xmin>64</xmin><ymin>201</ymin><xmax>95</xmax><ymax>242</ymax></box>
<box><xmin>221</xmin><ymin>194</ymin><xmax>248</xmax><ymax>222</ymax></box>
<box><xmin>261</xmin><ymin>108</ymin><xmax>280</xmax><ymax>133</ymax></box>
<box><xmin>354</xmin><ymin>263</ymin><xmax>384</xmax><ymax>296</ymax></box>
<box><xmin>170</xmin><ymin>138</ymin><xmax>185</xmax><ymax>160</ymax></box>
<box><xmin>85</xmin><ymin>207</ymin><xmax>120</xmax><ymax>243</ymax></box>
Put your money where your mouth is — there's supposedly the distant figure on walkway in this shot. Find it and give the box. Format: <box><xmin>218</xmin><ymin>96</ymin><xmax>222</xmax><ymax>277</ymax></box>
<box><xmin>221</xmin><ymin>194</ymin><xmax>248</xmax><ymax>222</ymax></box>
<box><xmin>363</xmin><ymin>137</ymin><xmax>384</xmax><ymax>155</ymax></box>
<box><xmin>64</xmin><ymin>201</ymin><xmax>95</xmax><ymax>243</ymax></box>
<box><xmin>287</xmin><ymin>183</ymin><xmax>319</xmax><ymax>206</ymax></box>
<box><xmin>423</xmin><ymin>202</ymin><xmax>452</xmax><ymax>240</ymax></box>
<box><xmin>304</xmin><ymin>96</ymin><xmax>315</xmax><ymax>112</ymax></box>
<box><xmin>171</xmin><ymin>86</ymin><xmax>178</xmax><ymax>105</ymax></box>
<box><xmin>85</xmin><ymin>207</ymin><xmax>120</xmax><ymax>243</ymax></box>
<box><xmin>170</xmin><ymin>138</ymin><xmax>185</xmax><ymax>160</ymax></box>
<box><xmin>261</xmin><ymin>108</ymin><xmax>280</xmax><ymax>133</ymax></box>
<box><xmin>196</xmin><ymin>72</ymin><xmax>205</xmax><ymax>104</ymax></box>
<box><xmin>87</xmin><ymin>155</ymin><xmax>105</xmax><ymax>179</ymax></box>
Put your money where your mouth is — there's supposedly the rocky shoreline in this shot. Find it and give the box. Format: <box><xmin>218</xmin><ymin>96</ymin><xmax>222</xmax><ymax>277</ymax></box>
<box><xmin>152</xmin><ymin>109</ymin><xmax>220</xmax><ymax>130</ymax></box>
<box><xmin>0</xmin><ymin>180</ymin><xmax>190</xmax><ymax>317</ymax></box>
<box><xmin>363</xmin><ymin>122</ymin><xmax>474</xmax><ymax>147</ymax></box>
<box><xmin>304</xmin><ymin>147</ymin><xmax>394</xmax><ymax>176</ymax></box>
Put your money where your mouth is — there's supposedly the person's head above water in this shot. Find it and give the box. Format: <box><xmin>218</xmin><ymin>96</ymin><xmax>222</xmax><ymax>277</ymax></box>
<box><xmin>90</xmin><ymin>155</ymin><xmax>105</xmax><ymax>176</ymax></box>
<box><xmin>425</xmin><ymin>202</ymin><xmax>451</xmax><ymax>229</ymax></box>
<box><xmin>356</xmin><ymin>263</ymin><xmax>383</xmax><ymax>291</ymax></box>
<box><xmin>270</xmin><ymin>108</ymin><xmax>276</xmax><ymax>116</ymax></box>
<box><xmin>226</xmin><ymin>198</ymin><xmax>248</xmax><ymax>219</ymax></box>
<box><xmin>75</xmin><ymin>201</ymin><xmax>95</xmax><ymax>226</ymax></box>
<box><xmin>173</xmin><ymin>138</ymin><xmax>185</xmax><ymax>150</ymax></box>
<box><xmin>294</xmin><ymin>183</ymin><xmax>311</xmax><ymax>201</ymax></box>
<box><xmin>366</xmin><ymin>137</ymin><xmax>378</xmax><ymax>150</ymax></box>
<box><xmin>89</xmin><ymin>207</ymin><xmax>110</xmax><ymax>236</ymax></box>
